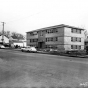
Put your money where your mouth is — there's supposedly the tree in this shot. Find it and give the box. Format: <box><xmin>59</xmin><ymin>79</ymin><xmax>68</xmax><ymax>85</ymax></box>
<box><xmin>0</xmin><ymin>30</ymin><xmax>25</xmax><ymax>40</ymax></box>
<box><xmin>84</xmin><ymin>29</ymin><xmax>88</xmax><ymax>39</ymax></box>
<box><xmin>11</xmin><ymin>32</ymin><xmax>25</xmax><ymax>40</ymax></box>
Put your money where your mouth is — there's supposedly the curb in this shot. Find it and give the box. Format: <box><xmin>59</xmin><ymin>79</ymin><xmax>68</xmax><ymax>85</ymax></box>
<box><xmin>4</xmin><ymin>48</ymin><xmax>88</xmax><ymax>58</ymax></box>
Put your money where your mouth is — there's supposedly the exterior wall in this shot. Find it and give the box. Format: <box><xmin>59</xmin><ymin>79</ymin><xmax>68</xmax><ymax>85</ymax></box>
<box><xmin>13</xmin><ymin>42</ymin><xmax>26</xmax><ymax>47</ymax></box>
<box><xmin>0</xmin><ymin>36</ymin><xmax>9</xmax><ymax>43</ymax></box>
<box><xmin>64</xmin><ymin>27</ymin><xmax>84</xmax><ymax>37</ymax></box>
<box><xmin>57</xmin><ymin>45</ymin><xmax>64</xmax><ymax>50</ymax></box>
<box><xmin>45</xmin><ymin>27</ymin><xmax>64</xmax><ymax>37</ymax></box>
<box><xmin>45</xmin><ymin>27</ymin><xmax>64</xmax><ymax>50</ymax></box>
<box><xmin>14</xmin><ymin>43</ymin><xmax>23</xmax><ymax>47</ymax></box>
<box><xmin>27</xmin><ymin>27</ymin><xmax>64</xmax><ymax>49</ymax></box>
<box><xmin>64</xmin><ymin>27</ymin><xmax>84</xmax><ymax>50</ymax></box>
<box><xmin>46</xmin><ymin>37</ymin><xmax>64</xmax><ymax>45</ymax></box>
<box><xmin>27</xmin><ymin>32</ymin><xmax>38</xmax><ymax>39</ymax></box>
<box><xmin>27</xmin><ymin>32</ymin><xmax>38</xmax><ymax>46</ymax></box>
<box><xmin>26</xmin><ymin>25</ymin><xmax>84</xmax><ymax>50</ymax></box>
<box><xmin>38</xmin><ymin>30</ymin><xmax>46</xmax><ymax>42</ymax></box>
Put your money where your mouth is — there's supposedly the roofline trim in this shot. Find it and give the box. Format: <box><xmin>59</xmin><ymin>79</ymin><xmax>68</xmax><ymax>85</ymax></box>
<box><xmin>26</xmin><ymin>24</ymin><xmax>85</xmax><ymax>33</ymax></box>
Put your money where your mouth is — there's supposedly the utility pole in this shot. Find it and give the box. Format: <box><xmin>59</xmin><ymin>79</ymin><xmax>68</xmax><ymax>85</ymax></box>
<box><xmin>1</xmin><ymin>22</ymin><xmax>5</xmax><ymax>44</ymax></box>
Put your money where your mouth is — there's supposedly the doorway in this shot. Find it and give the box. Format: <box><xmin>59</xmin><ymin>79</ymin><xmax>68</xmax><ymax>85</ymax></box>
<box><xmin>38</xmin><ymin>42</ymin><xmax>45</xmax><ymax>49</ymax></box>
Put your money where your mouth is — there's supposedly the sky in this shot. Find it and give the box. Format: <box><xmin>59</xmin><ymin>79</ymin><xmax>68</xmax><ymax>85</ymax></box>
<box><xmin>0</xmin><ymin>0</ymin><xmax>88</xmax><ymax>35</ymax></box>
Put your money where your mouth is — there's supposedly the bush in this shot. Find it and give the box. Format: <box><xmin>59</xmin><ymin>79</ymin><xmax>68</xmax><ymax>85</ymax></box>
<box><xmin>65</xmin><ymin>50</ymin><xmax>86</xmax><ymax>56</ymax></box>
<box><xmin>85</xmin><ymin>46</ymin><xmax>88</xmax><ymax>54</ymax></box>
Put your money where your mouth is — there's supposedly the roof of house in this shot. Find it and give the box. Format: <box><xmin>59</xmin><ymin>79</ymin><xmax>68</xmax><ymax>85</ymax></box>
<box><xmin>26</xmin><ymin>24</ymin><xmax>85</xmax><ymax>33</ymax></box>
<box><xmin>0</xmin><ymin>35</ymin><xmax>9</xmax><ymax>39</ymax></box>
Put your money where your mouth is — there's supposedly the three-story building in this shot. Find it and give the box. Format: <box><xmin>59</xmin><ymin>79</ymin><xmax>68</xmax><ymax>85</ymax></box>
<box><xmin>26</xmin><ymin>24</ymin><xmax>84</xmax><ymax>50</ymax></box>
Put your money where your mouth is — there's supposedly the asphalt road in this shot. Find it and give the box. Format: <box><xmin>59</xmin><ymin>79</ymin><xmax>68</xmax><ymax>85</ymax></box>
<box><xmin>0</xmin><ymin>49</ymin><xmax>88</xmax><ymax>88</ymax></box>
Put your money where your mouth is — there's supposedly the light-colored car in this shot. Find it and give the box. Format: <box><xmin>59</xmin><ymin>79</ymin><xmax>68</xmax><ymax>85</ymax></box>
<box><xmin>0</xmin><ymin>45</ymin><xmax>5</xmax><ymax>49</ymax></box>
<box><xmin>30</xmin><ymin>47</ymin><xmax>37</xmax><ymax>52</ymax></box>
<box><xmin>21</xmin><ymin>46</ymin><xmax>30</xmax><ymax>52</ymax></box>
<box><xmin>21</xmin><ymin>46</ymin><xmax>37</xmax><ymax>52</ymax></box>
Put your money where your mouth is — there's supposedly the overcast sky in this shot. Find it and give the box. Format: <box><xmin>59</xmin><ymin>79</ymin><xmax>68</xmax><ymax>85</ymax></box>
<box><xmin>0</xmin><ymin>0</ymin><xmax>88</xmax><ymax>35</ymax></box>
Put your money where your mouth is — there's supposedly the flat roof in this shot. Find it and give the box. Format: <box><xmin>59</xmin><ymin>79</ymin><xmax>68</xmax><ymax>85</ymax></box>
<box><xmin>26</xmin><ymin>24</ymin><xmax>85</xmax><ymax>33</ymax></box>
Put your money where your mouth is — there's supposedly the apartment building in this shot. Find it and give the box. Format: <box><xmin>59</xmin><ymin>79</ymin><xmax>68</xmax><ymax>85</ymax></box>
<box><xmin>26</xmin><ymin>24</ymin><xmax>85</xmax><ymax>50</ymax></box>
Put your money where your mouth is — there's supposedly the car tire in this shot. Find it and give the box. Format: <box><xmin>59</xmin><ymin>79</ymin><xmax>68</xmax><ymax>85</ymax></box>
<box><xmin>22</xmin><ymin>50</ymin><xmax>23</xmax><ymax>52</ymax></box>
<box><xmin>27</xmin><ymin>50</ymin><xmax>30</xmax><ymax>52</ymax></box>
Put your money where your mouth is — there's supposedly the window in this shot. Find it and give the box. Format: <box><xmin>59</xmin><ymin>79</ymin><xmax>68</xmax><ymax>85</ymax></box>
<box><xmin>74</xmin><ymin>29</ymin><xmax>76</xmax><ymax>33</ymax></box>
<box><xmin>30</xmin><ymin>31</ymin><xmax>38</xmax><ymax>36</ymax></box>
<box><xmin>47</xmin><ymin>38</ymin><xmax>49</xmax><ymax>41</ymax></box>
<box><xmin>52</xmin><ymin>28</ymin><xmax>58</xmax><ymax>33</ymax></box>
<box><xmin>79</xmin><ymin>30</ymin><xmax>81</xmax><ymax>34</ymax></box>
<box><xmin>40</xmin><ymin>31</ymin><xmax>43</xmax><ymax>36</ymax></box>
<box><xmin>54</xmin><ymin>37</ymin><xmax>58</xmax><ymax>41</ymax></box>
<box><xmin>71</xmin><ymin>45</ymin><xmax>73</xmax><ymax>49</ymax></box>
<box><xmin>46</xmin><ymin>38</ymin><xmax>47</xmax><ymax>42</ymax></box>
<box><xmin>76</xmin><ymin>37</ymin><xmax>77</xmax><ymax>41</ymax></box>
<box><xmin>79</xmin><ymin>46</ymin><xmax>81</xmax><ymax>49</ymax></box>
<box><xmin>71</xmin><ymin>29</ymin><xmax>73</xmax><ymax>33</ymax></box>
<box><xmin>79</xmin><ymin>38</ymin><xmax>81</xmax><ymax>42</ymax></box>
<box><xmin>46</xmin><ymin>37</ymin><xmax>58</xmax><ymax>42</ymax></box>
<box><xmin>47</xmin><ymin>30</ymin><xmax>50</xmax><ymax>34</ymax></box>
<box><xmin>71</xmin><ymin>37</ymin><xmax>81</xmax><ymax>42</ymax></box>
<box><xmin>30</xmin><ymin>39</ymin><xmax>31</xmax><ymax>42</ymax></box>
<box><xmin>71</xmin><ymin>45</ymin><xmax>81</xmax><ymax>49</ymax></box>
<box><xmin>71</xmin><ymin>28</ymin><xmax>81</xmax><ymax>34</ymax></box>
<box><xmin>46</xmin><ymin>30</ymin><xmax>47</xmax><ymax>33</ymax></box>
<box><xmin>77</xmin><ymin>29</ymin><xmax>81</xmax><ymax>34</ymax></box>
<box><xmin>51</xmin><ymin>38</ymin><xmax>53</xmax><ymax>41</ymax></box>
<box><xmin>71</xmin><ymin>37</ymin><xmax>73</xmax><ymax>41</ymax></box>
<box><xmin>30</xmin><ymin>39</ymin><xmax>38</xmax><ymax>43</ymax></box>
<box><xmin>71</xmin><ymin>28</ymin><xmax>76</xmax><ymax>33</ymax></box>
<box><xmin>46</xmin><ymin>28</ymin><xmax>58</xmax><ymax>34</ymax></box>
<box><xmin>76</xmin><ymin>45</ymin><xmax>77</xmax><ymax>49</ymax></box>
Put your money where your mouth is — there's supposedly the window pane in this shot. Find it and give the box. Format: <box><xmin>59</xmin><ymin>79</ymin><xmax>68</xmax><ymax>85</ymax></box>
<box><xmin>55</xmin><ymin>37</ymin><xmax>58</xmax><ymax>41</ymax></box>
<box><xmin>79</xmin><ymin>38</ymin><xmax>81</xmax><ymax>42</ymax></box>
<box><xmin>79</xmin><ymin>46</ymin><xmax>81</xmax><ymax>49</ymax></box>
<box><xmin>76</xmin><ymin>37</ymin><xmax>77</xmax><ymax>41</ymax></box>
<box><xmin>71</xmin><ymin>37</ymin><xmax>73</xmax><ymax>41</ymax></box>
<box><xmin>71</xmin><ymin>45</ymin><xmax>73</xmax><ymax>49</ymax></box>
<box><xmin>71</xmin><ymin>29</ymin><xmax>73</xmax><ymax>32</ymax></box>
<box><xmin>76</xmin><ymin>45</ymin><xmax>77</xmax><ymax>49</ymax></box>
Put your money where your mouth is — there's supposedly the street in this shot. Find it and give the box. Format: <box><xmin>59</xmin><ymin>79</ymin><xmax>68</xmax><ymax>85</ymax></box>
<box><xmin>0</xmin><ymin>49</ymin><xmax>88</xmax><ymax>88</ymax></box>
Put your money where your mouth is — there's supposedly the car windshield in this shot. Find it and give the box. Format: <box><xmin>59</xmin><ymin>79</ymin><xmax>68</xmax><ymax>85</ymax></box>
<box><xmin>26</xmin><ymin>46</ymin><xmax>30</xmax><ymax>48</ymax></box>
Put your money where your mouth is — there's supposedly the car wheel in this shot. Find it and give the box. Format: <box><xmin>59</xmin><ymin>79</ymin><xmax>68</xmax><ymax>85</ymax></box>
<box><xmin>27</xmin><ymin>50</ymin><xmax>30</xmax><ymax>52</ymax></box>
<box><xmin>22</xmin><ymin>50</ymin><xmax>23</xmax><ymax>52</ymax></box>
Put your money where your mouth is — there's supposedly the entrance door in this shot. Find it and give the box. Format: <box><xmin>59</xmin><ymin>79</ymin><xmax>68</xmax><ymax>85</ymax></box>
<box><xmin>38</xmin><ymin>42</ymin><xmax>45</xmax><ymax>49</ymax></box>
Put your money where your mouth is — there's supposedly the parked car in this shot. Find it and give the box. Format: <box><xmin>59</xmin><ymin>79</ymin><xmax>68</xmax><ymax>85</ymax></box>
<box><xmin>21</xmin><ymin>46</ymin><xmax>30</xmax><ymax>52</ymax></box>
<box><xmin>0</xmin><ymin>45</ymin><xmax>5</xmax><ymax>49</ymax></box>
<box><xmin>21</xmin><ymin>46</ymin><xmax>37</xmax><ymax>52</ymax></box>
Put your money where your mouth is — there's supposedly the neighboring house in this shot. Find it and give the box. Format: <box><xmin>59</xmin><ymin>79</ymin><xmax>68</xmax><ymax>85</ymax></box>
<box><xmin>0</xmin><ymin>35</ymin><xmax>9</xmax><ymax>44</ymax></box>
<box><xmin>26</xmin><ymin>24</ymin><xmax>85</xmax><ymax>50</ymax></box>
<box><xmin>9</xmin><ymin>35</ymin><xmax>26</xmax><ymax>47</ymax></box>
<box><xmin>13</xmin><ymin>41</ymin><xmax>26</xmax><ymax>47</ymax></box>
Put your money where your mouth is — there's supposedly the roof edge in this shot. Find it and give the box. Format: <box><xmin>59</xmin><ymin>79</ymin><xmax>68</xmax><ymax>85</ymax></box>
<box><xmin>26</xmin><ymin>24</ymin><xmax>85</xmax><ymax>33</ymax></box>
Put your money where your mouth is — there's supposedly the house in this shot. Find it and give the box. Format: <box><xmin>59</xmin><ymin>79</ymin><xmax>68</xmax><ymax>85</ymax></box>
<box><xmin>0</xmin><ymin>35</ymin><xmax>9</xmax><ymax>44</ymax></box>
<box><xmin>9</xmin><ymin>35</ymin><xmax>26</xmax><ymax>47</ymax></box>
<box><xmin>26</xmin><ymin>24</ymin><xmax>85</xmax><ymax>51</ymax></box>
